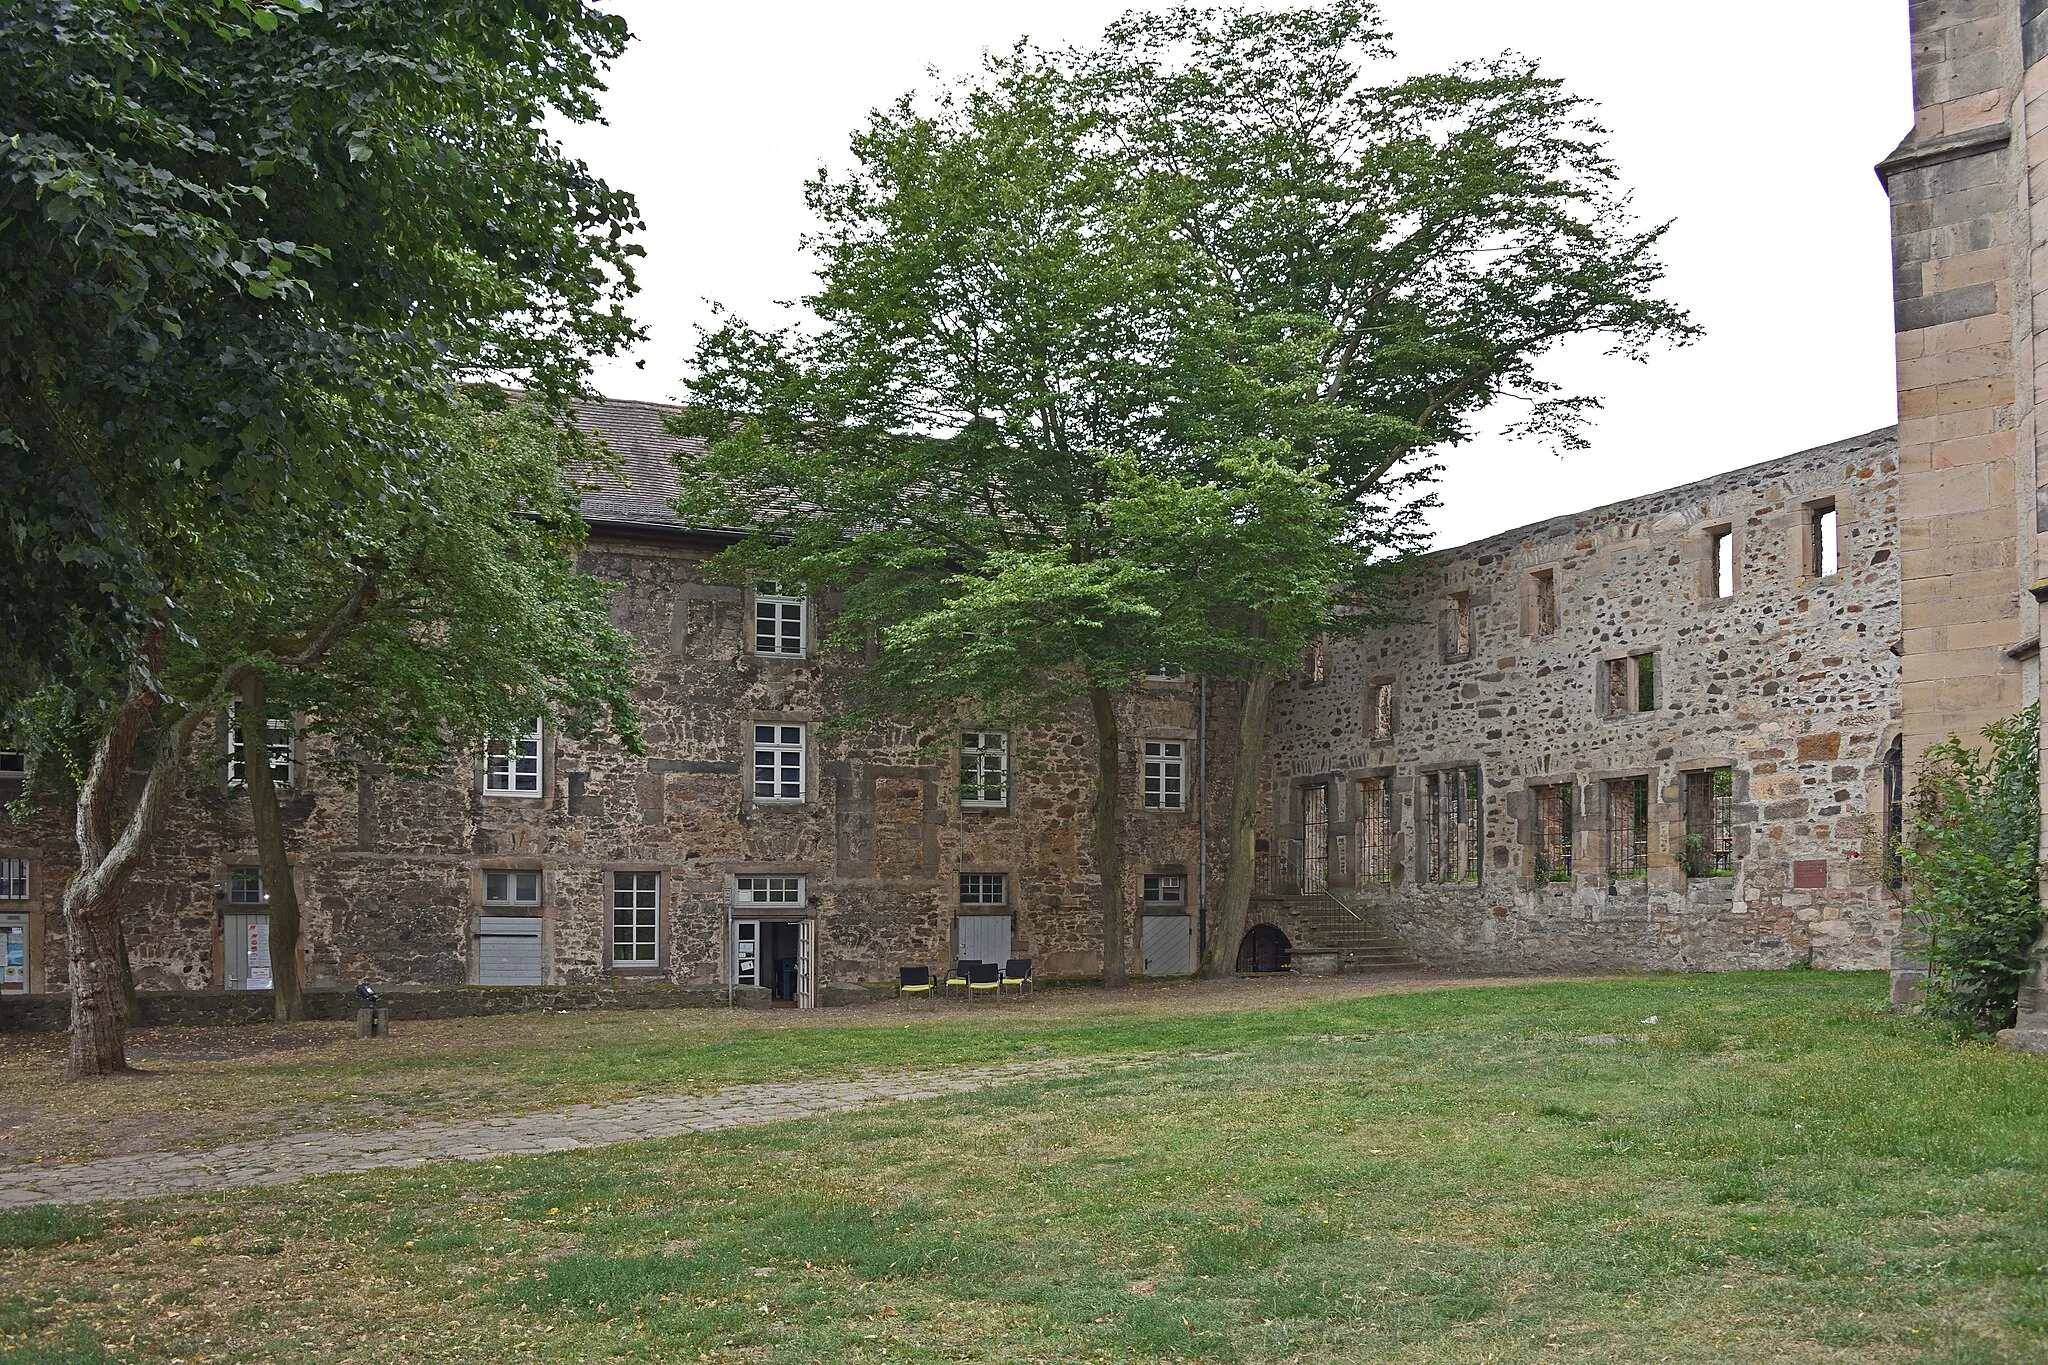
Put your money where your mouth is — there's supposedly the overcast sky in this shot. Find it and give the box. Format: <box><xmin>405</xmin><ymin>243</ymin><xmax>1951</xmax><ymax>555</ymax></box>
<box><xmin>554</xmin><ymin>2</ymin><xmax>1911</xmax><ymax>550</ymax></box>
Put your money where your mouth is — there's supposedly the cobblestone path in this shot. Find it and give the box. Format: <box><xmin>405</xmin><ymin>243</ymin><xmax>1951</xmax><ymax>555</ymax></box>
<box><xmin>0</xmin><ymin>1056</ymin><xmax>1118</xmax><ymax>1209</ymax></box>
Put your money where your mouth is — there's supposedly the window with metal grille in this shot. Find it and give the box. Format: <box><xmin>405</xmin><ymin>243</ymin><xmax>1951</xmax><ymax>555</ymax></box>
<box><xmin>1607</xmin><ymin>777</ymin><xmax>1650</xmax><ymax>881</ymax></box>
<box><xmin>612</xmin><ymin>871</ymin><xmax>659</xmax><ymax>964</ymax></box>
<box><xmin>226</xmin><ymin>866</ymin><xmax>265</xmax><ymax>904</ymax></box>
<box><xmin>1368</xmin><ymin>681</ymin><xmax>1394</xmax><ymax>740</ymax></box>
<box><xmin>226</xmin><ymin>710</ymin><xmax>295</xmax><ymax>788</ymax></box>
<box><xmin>1358</xmin><ymin>778</ymin><xmax>1393</xmax><ymax>885</ymax></box>
<box><xmin>959</xmin><ymin>872</ymin><xmax>1006</xmax><ymax>906</ymax></box>
<box><xmin>733</xmin><ymin>875</ymin><xmax>803</xmax><ymax>907</ymax></box>
<box><xmin>1683</xmin><ymin>768</ymin><xmax>1734</xmax><ymax>877</ymax></box>
<box><xmin>0</xmin><ymin>858</ymin><xmax>26</xmax><ymax>900</ymax></box>
<box><xmin>1142</xmin><ymin>873</ymin><xmax>1185</xmax><ymax>905</ymax></box>
<box><xmin>1143</xmin><ymin>740</ymin><xmax>1185</xmax><ymax>811</ymax></box>
<box><xmin>1423</xmin><ymin>767</ymin><xmax>1481</xmax><ymax>884</ymax></box>
<box><xmin>753</xmin><ymin>724</ymin><xmax>804</xmax><ymax>801</ymax></box>
<box><xmin>959</xmin><ymin>731</ymin><xmax>1009</xmax><ymax>807</ymax></box>
<box><xmin>484</xmin><ymin>718</ymin><xmax>542</xmax><ymax>796</ymax></box>
<box><xmin>754</xmin><ymin>585</ymin><xmax>806</xmax><ymax>656</ymax></box>
<box><xmin>1533</xmin><ymin>783</ymin><xmax>1573</xmax><ymax>882</ymax></box>
<box><xmin>484</xmin><ymin>870</ymin><xmax>541</xmax><ymax>905</ymax></box>
<box><xmin>1533</xmin><ymin>569</ymin><xmax>1559</xmax><ymax>635</ymax></box>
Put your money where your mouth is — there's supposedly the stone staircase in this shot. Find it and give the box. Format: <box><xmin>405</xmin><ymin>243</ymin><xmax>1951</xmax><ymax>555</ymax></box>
<box><xmin>1251</xmin><ymin>892</ymin><xmax>1422</xmax><ymax>972</ymax></box>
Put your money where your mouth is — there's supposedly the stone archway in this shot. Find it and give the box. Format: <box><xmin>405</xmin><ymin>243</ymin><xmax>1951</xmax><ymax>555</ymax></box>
<box><xmin>1235</xmin><ymin>923</ymin><xmax>1291</xmax><ymax>974</ymax></box>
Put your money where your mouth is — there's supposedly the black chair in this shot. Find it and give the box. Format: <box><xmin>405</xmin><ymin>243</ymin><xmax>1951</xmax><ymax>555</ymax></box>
<box><xmin>897</xmin><ymin>965</ymin><xmax>934</xmax><ymax>1008</ymax></box>
<box><xmin>944</xmin><ymin>959</ymin><xmax>979</xmax><ymax>998</ymax></box>
<box><xmin>967</xmin><ymin>961</ymin><xmax>1002</xmax><ymax>1001</ymax></box>
<box><xmin>1000</xmin><ymin>958</ymin><xmax>1033</xmax><ymax>997</ymax></box>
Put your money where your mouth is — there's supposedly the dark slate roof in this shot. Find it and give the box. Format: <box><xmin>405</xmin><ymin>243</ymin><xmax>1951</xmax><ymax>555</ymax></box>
<box><xmin>570</xmin><ymin>396</ymin><xmax>700</xmax><ymax>530</ymax></box>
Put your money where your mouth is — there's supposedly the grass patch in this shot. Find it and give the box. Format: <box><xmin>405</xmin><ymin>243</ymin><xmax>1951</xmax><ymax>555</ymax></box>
<box><xmin>0</xmin><ymin>1207</ymin><xmax>101</xmax><ymax>1250</ymax></box>
<box><xmin>0</xmin><ymin>972</ymin><xmax>2044</xmax><ymax>1362</ymax></box>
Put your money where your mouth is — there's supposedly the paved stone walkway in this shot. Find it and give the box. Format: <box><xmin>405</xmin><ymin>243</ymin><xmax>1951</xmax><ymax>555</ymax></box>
<box><xmin>0</xmin><ymin>1056</ymin><xmax>1118</xmax><ymax>1209</ymax></box>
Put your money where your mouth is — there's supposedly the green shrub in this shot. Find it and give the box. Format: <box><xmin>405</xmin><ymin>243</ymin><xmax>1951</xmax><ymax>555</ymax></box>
<box><xmin>1901</xmin><ymin>705</ymin><xmax>2045</xmax><ymax>1031</ymax></box>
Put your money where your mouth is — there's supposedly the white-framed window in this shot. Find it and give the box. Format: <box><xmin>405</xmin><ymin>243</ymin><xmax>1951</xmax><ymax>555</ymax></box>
<box><xmin>960</xmin><ymin>731</ymin><xmax>1009</xmax><ymax>808</ymax></box>
<box><xmin>483</xmin><ymin>869</ymin><xmax>541</xmax><ymax>906</ymax></box>
<box><xmin>484</xmin><ymin>718</ymin><xmax>543</xmax><ymax>796</ymax></box>
<box><xmin>1142</xmin><ymin>873</ymin><xmax>1184</xmax><ymax>906</ymax></box>
<box><xmin>1143</xmin><ymin>740</ymin><xmax>1186</xmax><ymax>811</ymax></box>
<box><xmin>0</xmin><ymin>858</ymin><xmax>26</xmax><ymax>900</ymax></box>
<box><xmin>226</xmin><ymin>865</ymin><xmax>265</xmax><ymax>904</ymax></box>
<box><xmin>734</xmin><ymin>875</ymin><xmax>804</xmax><ymax>908</ymax></box>
<box><xmin>753</xmin><ymin>724</ymin><xmax>805</xmax><ymax>801</ymax></box>
<box><xmin>959</xmin><ymin>872</ymin><xmax>1007</xmax><ymax>906</ymax></box>
<box><xmin>225</xmin><ymin>710</ymin><xmax>295</xmax><ymax>788</ymax></box>
<box><xmin>611</xmin><ymin>871</ymin><xmax>659</xmax><ymax>965</ymax></box>
<box><xmin>754</xmin><ymin>585</ymin><xmax>806</xmax><ymax>657</ymax></box>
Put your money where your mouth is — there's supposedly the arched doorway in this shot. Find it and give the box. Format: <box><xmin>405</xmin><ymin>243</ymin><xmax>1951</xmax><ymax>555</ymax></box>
<box><xmin>1235</xmin><ymin>924</ymin><xmax>1291</xmax><ymax>974</ymax></box>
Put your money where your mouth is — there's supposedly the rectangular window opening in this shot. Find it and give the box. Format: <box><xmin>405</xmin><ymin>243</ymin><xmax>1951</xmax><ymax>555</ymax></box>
<box><xmin>1533</xmin><ymin>570</ymin><xmax>1559</xmax><ymax>636</ymax></box>
<box><xmin>226</xmin><ymin>865</ymin><xmax>265</xmax><ymax>905</ymax></box>
<box><xmin>1683</xmin><ymin>768</ymin><xmax>1735</xmax><ymax>877</ymax></box>
<box><xmin>1443</xmin><ymin>591</ymin><xmax>1473</xmax><ymax>661</ymax></box>
<box><xmin>1711</xmin><ymin>530</ymin><xmax>1734</xmax><ymax>599</ymax></box>
<box><xmin>484</xmin><ymin>719</ymin><xmax>543</xmax><ymax>796</ymax></box>
<box><xmin>1534</xmin><ymin>783</ymin><xmax>1574</xmax><ymax>883</ymax></box>
<box><xmin>1810</xmin><ymin>503</ymin><xmax>1839</xmax><ymax>578</ymax></box>
<box><xmin>959</xmin><ymin>872</ymin><xmax>1007</xmax><ymax>907</ymax></box>
<box><xmin>1142</xmin><ymin>873</ymin><xmax>1186</xmax><ymax>906</ymax></box>
<box><xmin>1143</xmin><ymin>740</ymin><xmax>1186</xmax><ymax>811</ymax></box>
<box><xmin>1606</xmin><ymin>777</ymin><xmax>1650</xmax><ymax>882</ymax></box>
<box><xmin>1423</xmin><ymin>767</ymin><xmax>1481</xmax><ymax>884</ymax></box>
<box><xmin>0</xmin><ymin>857</ymin><xmax>27</xmax><ymax>900</ymax></box>
<box><xmin>484</xmin><ymin>869</ymin><xmax>542</xmax><ymax>906</ymax></box>
<box><xmin>754</xmin><ymin>584</ymin><xmax>807</xmax><ymax>657</ymax></box>
<box><xmin>226</xmin><ymin>711</ymin><xmax>296</xmax><ymax>789</ymax></box>
<box><xmin>611</xmin><ymin>871</ymin><xmax>659</xmax><ymax>965</ymax></box>
<box><xmin>0</xmin><ymin>752</ymin><xmax>25</xmax><ymax>777</ymax></box>
<box><xmin>752</xmin><ymin>723</ymin><xmax>805</xmax><ymax>801</ymax></box>
<box><xmin>1368</xmin><ymin>681</ymin><xmax>1395</xmax><ymax>740</ymax></box>
<box><xmin>1304</xmin><ymin>638</ymin><xmax>1328</xmax><ymax>685</ymax></box>
<box><xmin>1359</xmin><ymin>777</ymin><xmax>1393</xmax><ymax>886</ymax></box>
<box><xmin>1636</xmin><ymin>653</ymin><xmax>1657</xmax><ymax>713</ymax></box>
<box><xmin>959</xmin><ymin>731</ymin><xmax>1009</xmax><ymax>808</ymax></box>
<box><xmin>734</xmin><ymin>875</ymin><xmax>803</xmax><ymax>907</ymax></box>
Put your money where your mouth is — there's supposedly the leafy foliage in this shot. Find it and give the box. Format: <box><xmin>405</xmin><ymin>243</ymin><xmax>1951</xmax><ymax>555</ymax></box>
<box><xmin>1902</xmin><ymin>706</ymin><xmax>2045</xmax><ymax>1031</ymax></box>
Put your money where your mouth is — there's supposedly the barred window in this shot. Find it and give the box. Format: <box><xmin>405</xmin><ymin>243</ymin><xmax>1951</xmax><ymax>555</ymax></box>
<box><xmin>1358</xmin><ymin>778</ymin><xmax>1393</xmax><ymax>885</ymax></box>
<box><xmin>1143</xmin><ymin>740</ymin><xmax>1185</xmax><ymax>811</ymax></box>
<box><xmin>754</xmin><ymin>585</ymin><xmax>806</xmax><ymax>656</ymax></box>
<box><xmin>1533</xmin><ymin>783</ymin><xmax>1573</xmax><ymax>883</ymax></box>
<box><xmin>753</xmin><ymin>724</ymin><xmax>805</xmax><ymax>801</ymax></box>
<box><xmin>1142</xmin><ymin>873</ymin><xmax>1185</xmax><ymax>905</ymax></box>
<box><xmin>960</xmin><ymin>731</ymin><xmax>1009</xmax><ymax>808</ymax></box>
<box><xmin>1607</xmin><ymin>777</ymin><xmax>1650</xmax><ymax>881</ymax></box>
<box><xmin>1683</xmin><ymin>768</ymin><xmax>1734</xmax><ymax>877</ymax></box>
<box><xmin>611</xmin><ymin>871</ymin><xmax>659</xmax><ymax>965</ymax></box>
<box><xmin>484</xmin><ymin>719</ymin><xmax>542</xmax><ymax>796</ymax></box>
<box><xmin>1423</xmin><ymin>767</ymin><xmax>1481</xmax><ymax>884</ymax></box>
<box><xmin>959</xmin><ymin>873</ymin><xmax>1007</xmax><ymax>906</ymax></box>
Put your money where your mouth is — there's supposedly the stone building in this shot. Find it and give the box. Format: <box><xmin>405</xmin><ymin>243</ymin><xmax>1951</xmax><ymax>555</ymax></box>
<box><xmin>1254</xmin><ymin>428</ymin><xmax>1904</xmax><ymax>974</ymax></box>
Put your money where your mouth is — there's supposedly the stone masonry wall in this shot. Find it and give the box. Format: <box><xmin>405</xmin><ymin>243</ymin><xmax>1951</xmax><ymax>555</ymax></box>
<box><xmin>1261</xmin><ymin>428</ymin><xmax>1904</xmax><ymax>973</ymax></box>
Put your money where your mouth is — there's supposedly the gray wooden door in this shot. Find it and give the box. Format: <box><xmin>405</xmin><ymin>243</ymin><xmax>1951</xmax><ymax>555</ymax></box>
<box><xmin>1140</xmin><ymin>915</ymin><xmax>1192</xmax><ymax>976</ymax></box>
<box><xmin>956</xmin><ymin>914</ymin><xmax>1012</xmax><ymax>966</ymax></box>
<box><xmin>224</xmin><ymin>913</ymin><xmax>271</xmax><ymax>991</ymax></box>
<box><xmin>478</xmin><ymin>915</ymin><xmax>544</xmax><ymax>985</ymax></box>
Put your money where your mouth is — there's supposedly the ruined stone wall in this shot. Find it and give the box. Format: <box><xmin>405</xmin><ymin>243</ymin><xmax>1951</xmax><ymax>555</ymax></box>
<box><xmin>0</xmin><ymin>529</ymin><xmax>1226</xmax><ymax>996</ymax></box>
<box><xmin>1262</xmin><ymin>429</ymin><xmax>1904</xmax><ymax>972</ymax></box>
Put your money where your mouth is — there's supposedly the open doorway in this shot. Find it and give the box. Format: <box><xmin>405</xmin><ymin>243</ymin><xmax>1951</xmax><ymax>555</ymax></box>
<box><xmin>731</xmin><ymin>915</ymin><xmax>816</xmax><ymax>1008</ymax></box>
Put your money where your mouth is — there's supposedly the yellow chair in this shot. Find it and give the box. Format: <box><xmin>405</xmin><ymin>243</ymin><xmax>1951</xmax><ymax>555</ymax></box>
<box><xmin>898</xmin><ymin>966</ymin><xmax>934</xmax><ymax>1008</ymax></box>
<box><xmin>967</xmin><ymin>961</ymin><xmax>1002</xmax><ymax>1001</ymax></box>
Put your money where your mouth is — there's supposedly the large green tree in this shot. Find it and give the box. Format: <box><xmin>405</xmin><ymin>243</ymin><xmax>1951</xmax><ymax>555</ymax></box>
<box><xmin>0</xmin><ymin>0</ymin><xmax>642</xmax><ymax>1074</ymax></box>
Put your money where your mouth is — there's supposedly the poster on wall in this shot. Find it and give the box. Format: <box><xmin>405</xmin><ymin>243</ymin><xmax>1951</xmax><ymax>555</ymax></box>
<box><xmin>1</xmin><ymin>919</ymin><xmax>24</xmax><ymax>992</ymax></box>
<box><xmin>246</xmin><ymin>921</ymin><xmax>272</xmax><ymax>991</ymax></box>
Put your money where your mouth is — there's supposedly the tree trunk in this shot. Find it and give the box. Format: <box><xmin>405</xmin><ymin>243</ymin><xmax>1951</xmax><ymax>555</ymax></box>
<box><xmin>64</xmin><ymin>676</ymin><xmax>195</xmax><ymax>1078</ymax></box>
<box><xmin>1089</xmin><ymin>686</ymin><xmax>1128</xmax><ymax>989</ymax></box>
<box><xmin>239</xmin><ymin>673</ymin><xmax>305</xmax><ymax>1023</ymax></box>
<box><xmin>115</xmin><ymin>920</ymin><xmax>142</xmax><ymax>1028</ymax></box>
<box><xmin>1200</xmin><ymin>669</ymin><xmax>1277</xmax><ymax>978</ymax></box>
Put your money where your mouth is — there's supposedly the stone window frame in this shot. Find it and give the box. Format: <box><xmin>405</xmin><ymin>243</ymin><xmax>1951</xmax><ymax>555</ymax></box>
<box><xmin>482</xmin><ymin>717</ymin><xmax>547</xmax><ymax>799</ymax></box>
<box><xmin>1141</xmin><ymin>871</ymin><xmax>1188</xmax><ymax>908</ymax></box>
<box><xmin>1356</xmin><ymin>769</ymin><xmax>1397</xmax><ymax>886</ymax></box>
<box><xmin>1302</xmin><ymin>635</ymin><xmax>1330</xmax><ymax>686</ymax></box>
<box><xmin>1701</xmin><ymin>523</ymin><xmax>1738</xmax><ymax>604</ymax></box>
<box><xmin>1365</xmin><ymin>677</ymin><xmax>1397</xmax><ymax>741</ymax></box>
<box><xmin>1800</xmin><ymin>493</ymin><xmax>1844</xmax><ymax>581</ymax></box>
<box><xmin>0</xmin><ymin>852</ymin><xmax>30</xmax><ymax>902</ymax></box>
<box><xmin>730</xmin><ymin>872</ymin><xmax>813</xmax><ymax>916</ymax></box>
<box><xmin>1522</xmin><ymin>567</ymin><xmax>1561</xmax><ymax>638</ymax></box>
<box><xmin>1141</xmin><ymin>733</ymin><xmax>1192</xmax><ymax>813</ymax></box>
<box><xmin>607</xmin><ymin>865</ymin><xmax>664</xmax><ymax>972</ymax></box>
<box><xmin>958</xmin><ymin>871</ymin><xmax>1009</xmax><ymax>907</ymax></box>
<box><xmin>1598</xmin><ymin>649</ymin><xmax>1660</xmax><ymax>719</ymax></box>
<box><xmin>1526</xmin><ymin>779</ymin><xmax>1576</xmax><ymax>886</ymax></box>
<box><xmin>751</xmin><ymin>582</ymin><xmax>808</xmax><ymax>659</ymax></box>
<box><xmin>1675</xmin><ymin>759</ymin><xmax>1739</xmax><ymax>880</ymax></box>
<box><xmin>1439</xmin><ymin>590</ymin><xmax>1474</xmax><ymax>662</ymax></box>
<box><xmin>481</xmin><ymin>866</ymin><xmax>543</xmax><ymax>909</ymax></box>
<box><xmin>1418</xmin><ymin>763</ymin><xmax>1483</xmax><ymax>887</ymax></box>
<box><xmin>959</xmin><ymin>730</ymin><xmax>1011</xmax><ymax>810</ymax></box>
<box><xmin>1595</xmin><ymin>771</ymin><xmax>1653</xmax><ymax>885</ymax></box>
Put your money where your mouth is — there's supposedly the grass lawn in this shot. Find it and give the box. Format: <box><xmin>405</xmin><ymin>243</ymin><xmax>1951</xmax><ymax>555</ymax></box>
<box><xmin>2</xmin><ymin>971</ymin><xmax>2045</xmax><ymax>1363</ymax></box>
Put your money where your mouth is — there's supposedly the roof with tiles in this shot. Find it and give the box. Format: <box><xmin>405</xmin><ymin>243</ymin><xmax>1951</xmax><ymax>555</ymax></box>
<box><xmin>569</xmin><ymin>396</ymin><xmax>701</xmax><ymax>530</ymax></box>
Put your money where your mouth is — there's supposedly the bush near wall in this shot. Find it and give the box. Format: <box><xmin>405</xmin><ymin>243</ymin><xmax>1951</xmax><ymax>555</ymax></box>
<box><xmin>1902</xmin><ymin>704</ymin><xmax>2045</xmax><ymax>1031</ymax></box>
